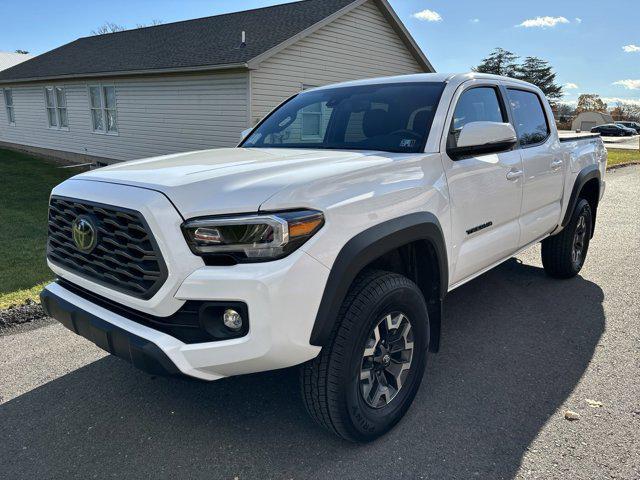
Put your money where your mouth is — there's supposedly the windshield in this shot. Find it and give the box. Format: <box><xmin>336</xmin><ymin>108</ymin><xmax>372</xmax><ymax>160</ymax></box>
<box><xmin>241</xmin><ymin>82</ymin><xmax>445</xmax><ymax>154</ymax></box>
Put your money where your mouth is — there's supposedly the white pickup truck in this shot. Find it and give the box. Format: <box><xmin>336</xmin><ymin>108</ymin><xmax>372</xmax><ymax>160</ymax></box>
<box><xmin>41</xmin><ymin>72</ymin><xmax>606</xmax><ymax>442</ymax></box>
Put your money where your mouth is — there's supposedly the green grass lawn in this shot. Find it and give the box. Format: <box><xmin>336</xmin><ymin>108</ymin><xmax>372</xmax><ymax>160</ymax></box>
<box><xmin>0</xmin><ymin>149</ymin><xmax>79</xmax><ymax>308</ymax></box>
<box><xmin>607</xmin><ymin>149</ymin><xmax>640</xmax><ymax>168</ymax></box>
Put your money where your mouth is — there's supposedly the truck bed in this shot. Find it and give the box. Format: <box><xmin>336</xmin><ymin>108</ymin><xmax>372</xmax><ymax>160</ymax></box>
<box><xmin>558</xmin><ymin>131</ymin><xmax>601</xmax><ymax>142</ymax></box>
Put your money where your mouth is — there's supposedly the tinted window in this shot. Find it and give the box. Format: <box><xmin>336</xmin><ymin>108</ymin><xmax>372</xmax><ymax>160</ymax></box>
<box><xmin>449</xmin><ymin>87</ymin><xmax>506</xmax><ymax>148</ymax></box>
<box><xmin>452</xmin><ymin>87</ymin><xmax>505</xmax><ymax>132</ymax></box>
<box><xmin>242</xmin><ymin>82</ymin><xmax>445</xmax><ymax>154</ymax></box>
<box><xmin>507</xmin><ymin>89</ymin><xmax>550</xmax><ymax>146</ymax></box>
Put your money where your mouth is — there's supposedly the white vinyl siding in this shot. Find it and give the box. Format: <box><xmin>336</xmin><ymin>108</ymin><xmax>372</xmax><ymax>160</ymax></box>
<box><xmin>44</xmin><ymin>86</ymin><xmax>68</xmax><ymax>129</ymax></box>
<box><xmin>0</xmin><ymin>71</ymin><xmax>249</xmax><ymax>162</ymax></box>
<box><xmin>3</xmin><ymin>89</ymin><xmax>15</xmax><ymax>125</ymax></box>
<box><xmin>250</xmin><ymin>0</ymin><xmax>426</xmax><ymax>123</ymax></box>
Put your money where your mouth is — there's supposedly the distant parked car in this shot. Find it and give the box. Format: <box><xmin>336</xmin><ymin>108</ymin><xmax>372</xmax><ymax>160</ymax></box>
<box><xmin>615</xmin><ymin>121</ymin><xmax>640</xmax><ymax>134</ymax></box>
<box><xmin>591</xmin><ymin>124</ymin><xmax>635</xmax><ymax>137</ymax></box>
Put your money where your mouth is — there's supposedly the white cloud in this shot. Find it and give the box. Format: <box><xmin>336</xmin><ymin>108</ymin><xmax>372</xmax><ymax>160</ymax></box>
<box><xmin>613</xmin><ymin>79</ymin><xmax>640</xmax><ymax>90</ymax></box>
<box><xmin>517</xmin><ymin>16</ymin><xmax>570</xmax><ymax>28</ymax></box>
<box><xmin>602</xmin><ymin>97</ymin><xmax>640</xmax><ymax>107</ymax></box>
<box><xmin>564</xmin><ymin>83</ymin><xmax>579</xmax><ymax>89</ymax></box>
<box><xmin>575</xmin><ymin>17</ymin><xmax>582</xmax><ymax>24</ymax></box>
<box><xmin>623</xmin><ymin>44</ymin><xmax>640</xmax><ymax>53</ymax></box>
<box><xmin>470</xmin><ymin>18</ymin><xmax>480</xmax><ymax>23</ymax></box>
<box><xmin>412</xmin><ymin>9</ymin><xmax>442</xmax><ymax>22</ymax></box>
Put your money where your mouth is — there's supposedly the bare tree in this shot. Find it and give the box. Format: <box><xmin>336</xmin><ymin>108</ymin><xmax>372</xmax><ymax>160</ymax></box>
<box><xmin>136</xmin><ymin>19</ymin><xmax>163</xmax><ymax>28</ymax></box>
<box><xmin>91</xmin><ymin>22</ymin><xmax>126</xmax><ymax>35</ymax></box>
<box><xmin>92</xmin><ymin>19</ymin><xmax>163</xmax><ymax>35</ymax></box>
<box><xmin>610</xmin><ymin>102</ymin><xmax>640</xmax><ymax>122</ymax></box>
<box><xmin>575</xmin><ymin>94</ymin><xmax>607</xmax><ymax>113</ymax></box>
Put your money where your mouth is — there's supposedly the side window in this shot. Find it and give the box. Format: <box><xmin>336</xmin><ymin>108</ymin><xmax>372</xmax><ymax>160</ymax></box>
<box><xmin>44</xmin><ymin>86</ymin><xmax>69</xmax><ymax>129</ymax></box>
<box><xmin>89</xmin><ymin>85</ymin><xmax>118</xmax><ymax>134</ymax></box>
<box><xmin>452</xmin><ymin>87</ymin><xmax>505</xmax><ymax>130</ymax></box>
<box><xmin>507</xmin><ymin>89</ymin><xmax>550</xmax><ymax>147</ymax></box>
<box><xmin>3</xmin><ymin>88</ymin><xmax>15</xmax><ymax>125</ymax></box>
<box><xmin>450</xmin><ymin>87</ymin><xmax>505</xmax><ymax>146</ymax></box>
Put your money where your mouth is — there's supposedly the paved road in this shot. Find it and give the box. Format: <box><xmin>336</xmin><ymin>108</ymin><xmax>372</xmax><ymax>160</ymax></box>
<box><xmin>1</xmin><ymin>166</ymin><xmax>639</xmax><ymax>480</ymax></box>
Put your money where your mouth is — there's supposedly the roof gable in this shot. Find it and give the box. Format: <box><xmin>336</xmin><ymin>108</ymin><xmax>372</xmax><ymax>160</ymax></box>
<box><xmin>0</xmin><ymin>0</ymin><xmax>357</xmax><ymax>82</ymax></box>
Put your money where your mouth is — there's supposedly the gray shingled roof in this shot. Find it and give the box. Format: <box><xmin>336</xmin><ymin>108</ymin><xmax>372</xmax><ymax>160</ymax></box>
<box><xmin>0</xmin><ymin>0</ymin><xmax>358</xmax><ymax>82</ymax></box>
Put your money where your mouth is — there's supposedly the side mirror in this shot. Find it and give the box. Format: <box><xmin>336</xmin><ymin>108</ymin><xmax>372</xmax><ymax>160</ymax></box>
<box><xmin>448</xmin><ymin>121</ymin><xmax>517</xmax><ymax>160</ymax></box>
<box><xmin>239</xmin><ymin>127</ymin><xmax>253</xmax><ymax>142</ymax></box>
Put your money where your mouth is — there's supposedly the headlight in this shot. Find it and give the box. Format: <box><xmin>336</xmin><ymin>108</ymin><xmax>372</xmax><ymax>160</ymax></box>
<box><xmin>181</xmin><ymin>210</ymin><xmax>324</xmax><ymax>262</ymax></box>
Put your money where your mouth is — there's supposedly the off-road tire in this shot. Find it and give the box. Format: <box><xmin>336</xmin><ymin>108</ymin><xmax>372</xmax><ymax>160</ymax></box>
<box><xmin>301</xmin><ymin>270</ymin><xmax>429</xmax><ymax>442</ymax></box>
<box><xmin>541</xmin><ymin>199</ymin><xmax>593</xmax><ymax>278</ymax></box>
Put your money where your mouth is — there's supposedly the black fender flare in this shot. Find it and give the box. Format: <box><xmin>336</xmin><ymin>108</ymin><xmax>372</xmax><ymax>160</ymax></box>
<box><xmin>309</xmin><ymin>212</ymin><xmax>448</xmax><ymax>347</ymax></box>
<box><xmin>561</xmin><ymin>164</ymin><xmax>601</xmax><ymax>231</ymax></box>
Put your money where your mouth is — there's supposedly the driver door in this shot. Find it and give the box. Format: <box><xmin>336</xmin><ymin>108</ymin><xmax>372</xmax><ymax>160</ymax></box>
<box><xmin>441</xmin><ymin>83</ymin><xmax>524</xmax><ymax>286</ymax></box>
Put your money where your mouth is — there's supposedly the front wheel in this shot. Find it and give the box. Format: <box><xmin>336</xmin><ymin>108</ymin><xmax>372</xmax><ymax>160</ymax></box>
<box><xmin>541</xmin><ymin>198</ymin><xmax>593</xmax><ymax>278</ymax></box>
<box><xmin>301</xmin><ymin>270</ymin><xmax>429</xmax><ymax>442</ymax></box>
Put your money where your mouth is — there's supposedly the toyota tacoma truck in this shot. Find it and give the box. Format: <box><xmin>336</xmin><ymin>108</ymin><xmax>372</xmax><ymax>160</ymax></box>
<box><xmin>41</xmin><ymin>73</ymin><xmax>606</xmax><ymax>442</ymax></box>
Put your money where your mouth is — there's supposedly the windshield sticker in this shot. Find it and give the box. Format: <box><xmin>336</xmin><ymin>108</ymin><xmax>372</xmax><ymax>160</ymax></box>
<box><xmin>399</xmin><ymin>139</ymin><xmax>416</xmax><ymax>148</ymax></box>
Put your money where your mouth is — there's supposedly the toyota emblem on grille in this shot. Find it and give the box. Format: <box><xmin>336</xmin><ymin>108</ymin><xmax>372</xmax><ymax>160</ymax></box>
<box><xmin>71</xmin><ymin>215</ymin><xmax>98</xmax><ymax>253</ymax></box>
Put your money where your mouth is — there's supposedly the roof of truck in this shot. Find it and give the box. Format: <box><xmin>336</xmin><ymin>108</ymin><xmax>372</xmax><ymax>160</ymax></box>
<box><xmin>311</xmin><ymin>72</ymin><xmax>537</xmax><ymax>91</ymax></box>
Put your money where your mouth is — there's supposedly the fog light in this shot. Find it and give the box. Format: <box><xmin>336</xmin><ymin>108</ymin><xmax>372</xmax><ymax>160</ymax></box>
<box><xmin>223</xmin><ymin>309</ymin><xmax>243</xmax><ymax>331</ymax></box>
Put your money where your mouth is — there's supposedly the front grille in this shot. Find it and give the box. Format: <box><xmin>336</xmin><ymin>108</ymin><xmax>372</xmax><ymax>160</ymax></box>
<box><xmin>47</xmin><ymin>196</ymin><xmax>167</xmax><ymax>299</ymax></box>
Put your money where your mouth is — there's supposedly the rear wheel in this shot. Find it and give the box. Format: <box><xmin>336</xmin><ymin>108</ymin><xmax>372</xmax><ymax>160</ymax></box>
<box><xmin>301</xmin><ymin>270</ymin><xmax>429</xmax><ymax>442</ymax></box>
<box><xmin>541</xmin><ymin>198</ymin><xmax>592</xmax><ymax>278</ymax></box>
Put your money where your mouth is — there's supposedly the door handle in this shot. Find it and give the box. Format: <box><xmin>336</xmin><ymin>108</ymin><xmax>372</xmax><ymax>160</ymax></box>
<box><xmin>551</xmin><ymin>160</ymin><xmax>563</xmax><ymax>170</ymax></box>
<box><xmin>506</xmin><ymin>169</ymin><xmax>523</xmax><ymax>181</ymax></box>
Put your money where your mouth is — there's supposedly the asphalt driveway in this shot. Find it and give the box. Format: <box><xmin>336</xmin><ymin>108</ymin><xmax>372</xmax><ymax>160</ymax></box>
<box><xmin>1</xmin><ymin>166</ymin><xmax>638</xmax><ymax>480</ymax></box>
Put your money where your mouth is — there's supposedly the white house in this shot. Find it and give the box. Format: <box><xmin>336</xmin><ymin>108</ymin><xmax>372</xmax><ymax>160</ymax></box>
<box><xmin>0</xmin><ymin>0</ymin><xmax>433</xmax><ymax>164</ymax></box>
<box><xmin>0</xmin><ymin>51</ymin><xmax>33</xmax><ymax>72</ymax></box>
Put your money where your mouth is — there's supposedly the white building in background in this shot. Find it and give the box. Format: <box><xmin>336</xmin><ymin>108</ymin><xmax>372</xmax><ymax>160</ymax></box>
<box><xmin>0</xmin><ymin>51</ymin><xmax>33</xmax><ymax>72</ymax></box>
<box><xmin>571</xmin><ymin>111</ymin><xmax>614</xmax><ymax>132</ymax></box>
<box><xmin>0</xmin><ymin>0</ymin><xmax>433</xmax><ymax>164</ymax></box>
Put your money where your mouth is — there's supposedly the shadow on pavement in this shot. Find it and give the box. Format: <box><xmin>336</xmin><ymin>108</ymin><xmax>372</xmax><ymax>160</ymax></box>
<box><xmin>0</xmin><ymin>258</ymin><xmax>605</xmax><ymax>479</ymax></box>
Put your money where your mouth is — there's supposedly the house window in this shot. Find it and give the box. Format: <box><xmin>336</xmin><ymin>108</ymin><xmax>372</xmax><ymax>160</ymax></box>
<box><xmin>301</xmin><ymin>102</ymin><xmax>323</xmax><ymax>139</ymax></box>
<box><xmin>44</xmin><ymin>86</ymin><xmax>69</xmax><ymax>129</ymax></box>
<box><xmin>3</xmin><ymin>89</ymin><xmax>15</xmax><ymax>125</ymax></box>
<box><xmin>89</xmin><ymin>85</ymin><xmax>118</xmax><ymax>134</ymax></box>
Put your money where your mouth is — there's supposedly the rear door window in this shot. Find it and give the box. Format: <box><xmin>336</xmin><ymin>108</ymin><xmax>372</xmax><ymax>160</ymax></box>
<box><xmin>507</xmin><ymin>89</ymin><xmax>550</xmax><ymax>147</ymax></box>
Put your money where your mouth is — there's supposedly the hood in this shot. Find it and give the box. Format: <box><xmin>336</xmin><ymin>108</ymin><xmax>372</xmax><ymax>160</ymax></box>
<box><xmin>75</xmin><ymin>147</ymin><xmax>405</xmax><ymax>218</ymax></box>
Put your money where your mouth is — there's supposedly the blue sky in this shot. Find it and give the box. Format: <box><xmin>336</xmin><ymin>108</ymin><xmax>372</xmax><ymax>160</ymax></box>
<box><xmin>2</xmin><ymin>0</ymin><xmax>639</xmax><ymax>106</ymax></box>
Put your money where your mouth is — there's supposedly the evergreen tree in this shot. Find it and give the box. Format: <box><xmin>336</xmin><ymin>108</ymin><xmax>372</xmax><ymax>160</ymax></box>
<box><xmin>514</xmin><ymin>57</ymin><xmax>563</xmax><ymax>103</ymax></box>
<box><xmin>472</xmin><ymin>48</ymin><xmax>519</xmax><ymax>77</ymax></box>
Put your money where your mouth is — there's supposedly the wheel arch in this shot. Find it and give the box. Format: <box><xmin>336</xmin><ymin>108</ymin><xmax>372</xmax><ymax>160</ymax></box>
<box><xmin>562</xmin><ymin>164</ymin><xmax>601</xmax><ymax>237</ymax></box>
<box><xmin>309</xmin><ymin>212</ymin><xmax>448</xmax><ymax>352</ymax></box>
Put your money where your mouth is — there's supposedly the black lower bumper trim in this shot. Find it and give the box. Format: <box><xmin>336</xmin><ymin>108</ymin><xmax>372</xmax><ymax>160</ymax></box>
<box><xmin>40</xmin><ymin>287</ymin><xmax>182</xmax><ymax>377</ymax></box>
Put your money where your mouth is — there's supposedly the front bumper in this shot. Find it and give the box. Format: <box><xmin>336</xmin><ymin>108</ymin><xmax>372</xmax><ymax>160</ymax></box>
<box><xmin>42</xmin><ymin>248</ymin><xmax>329</xmax><ymax>381</ymax></box>
<box><xmin>41</xmin><ymin>287</ymin><xmax>181</xmax><ymax>377</ymax></box>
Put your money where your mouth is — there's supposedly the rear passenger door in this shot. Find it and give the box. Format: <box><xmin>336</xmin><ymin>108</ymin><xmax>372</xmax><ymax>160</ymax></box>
<box><xmin>505</xmin><ymin>88</ymin><xmax>564</xmax><ymax>246</ymax></box>
<box><xmin>441</xmin><ymin>83</ymin><xmax>524</xmax><ymax>286</ymax></box>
